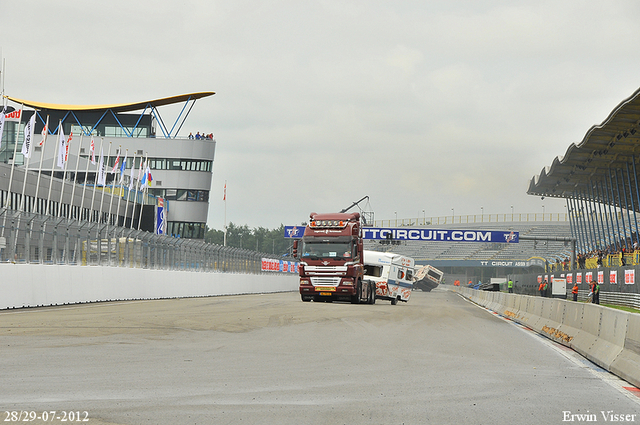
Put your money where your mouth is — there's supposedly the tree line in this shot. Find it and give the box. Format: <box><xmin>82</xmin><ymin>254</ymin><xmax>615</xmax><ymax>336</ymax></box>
<box><xmin>204</xmin><ymin>223</ymin><xmax>295</xmax><ymax>256</ymax></box>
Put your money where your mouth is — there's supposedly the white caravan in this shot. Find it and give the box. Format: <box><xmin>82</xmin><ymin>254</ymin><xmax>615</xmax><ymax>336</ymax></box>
<box><xmin>363</xmin><ymin>250</ymin><xmax>415</xmax><ymax>305</ymax></box>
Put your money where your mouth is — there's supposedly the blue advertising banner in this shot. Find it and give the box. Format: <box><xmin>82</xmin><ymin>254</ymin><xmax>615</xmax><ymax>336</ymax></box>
<box><xmin>155</xmin><ymin>198</ymin><xmax>166</xmax><ymax>235</ymax></box>
<box><xmin>284</xmin><ymin>225</ymin><xmax>519</xmax><ymax>243</ymax></box>
<box><xmin>362</xmin><ymin>228</ymin><xmax>519</xmax><ymax>243</ymax></box>
<box><xmin>284</xmin><ymin>225</ymin><xmax>305</xmax><ymax>239</ymax></box>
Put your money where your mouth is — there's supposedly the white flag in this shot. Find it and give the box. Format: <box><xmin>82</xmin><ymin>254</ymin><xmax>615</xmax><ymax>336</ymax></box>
<box><xmin>128</xmin><ymin>154</ymin><xmax>136</xmax><ymax>190</ymax></box>
<box><xmin>56</xmin><ymin>125</ymin><xmax>66</xmax><ymax>169</ymax></box>
<box><xmin>0</xmin><ymin>111</ymin><xmax>5</xmax><ymax>150</ymax></box>
<box><xmin>136</xmin><ymin>159</ymin><xmax>144</xmax><ymax>189</ymax></box>
<box><xmin>90</xmin><ymin>136</ymin><xmax>96</xmax><ymax>165</ymax></box>
<box><xmin>21</xmin><ymin>113</ymin><xmax>36</xmax><ymax>158</ymax></box>
<box><xmin>97</xmin><ymin>147</ymin><xmax>106</xmax><ymax>186</ymax></box>
<box><xmin>140</xmin><ymin>161</ymin><xmax>148</xmax><ymax>189</ymax></box>
<box><xmin>119</xmin><ymin>151</ymin><xmax>127</xmax><ymax>183</ymax></box>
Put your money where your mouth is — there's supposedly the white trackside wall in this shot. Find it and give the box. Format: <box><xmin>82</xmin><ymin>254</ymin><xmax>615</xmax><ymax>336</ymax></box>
<box><xmin>1</xmin><ymin>264</ymin><xmax>299</xmax><ymax>309</ymax></box>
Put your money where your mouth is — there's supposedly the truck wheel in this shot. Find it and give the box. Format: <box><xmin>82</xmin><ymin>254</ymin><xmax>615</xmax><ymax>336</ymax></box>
<box><xmin>351</xmin><ymin>281</ymin><xmax>361</xmax><ymax>304</ymax></box>
<box><xmin>391</xmin><ymin>297</ymin><xmax>398</xmax><ymax>305</ymax></box>
<box><xmin>370</xmin><ymin>282</ymin><xmax>376</xmax><ymax>304</ymax></box>
<box><xmin>301</xmin><ymin>295</ymin><xmax>311</xmax><ymax>302</ymax></box>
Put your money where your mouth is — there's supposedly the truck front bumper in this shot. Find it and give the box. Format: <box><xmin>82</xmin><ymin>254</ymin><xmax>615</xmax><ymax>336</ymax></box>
<box><xmin>299</xmin><ymin>282</ymin><xmax>356</xmax><ymax>300</ymax></box>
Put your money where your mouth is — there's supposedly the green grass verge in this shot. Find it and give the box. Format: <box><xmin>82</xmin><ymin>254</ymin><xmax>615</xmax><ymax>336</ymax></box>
<box><xmin>601</xmin><ymin>304</ymin><xmax>640</xmax><ymax>314</ymax></box>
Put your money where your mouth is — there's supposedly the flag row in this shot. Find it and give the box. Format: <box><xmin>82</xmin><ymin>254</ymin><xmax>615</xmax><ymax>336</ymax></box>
<box><xmin>1</xmin><ymin>109</ymin><xmax>154</xmax><ymax>192</ymax></box>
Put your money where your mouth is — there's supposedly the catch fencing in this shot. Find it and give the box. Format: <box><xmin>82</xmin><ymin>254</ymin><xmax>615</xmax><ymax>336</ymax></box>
<box><xmin>0</xmin><ymin>208</ymin><xmax>294</xmax><ymax>274</ymax></box>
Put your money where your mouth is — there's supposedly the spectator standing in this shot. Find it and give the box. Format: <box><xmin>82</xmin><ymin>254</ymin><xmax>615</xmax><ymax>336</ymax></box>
<box><xmin>507</xmin><ymin>279</ymin><xmax>513</xmax><ymax>293</ymax></box>
<box><xmin>572</xmin><ymin>282</ymin><xmax>579</xmax><ymax>302</ymax></box>
<box><xmin>593</xmin><ymin>281</ymin><xmax>600</xmax><ymax>305</ymax></box>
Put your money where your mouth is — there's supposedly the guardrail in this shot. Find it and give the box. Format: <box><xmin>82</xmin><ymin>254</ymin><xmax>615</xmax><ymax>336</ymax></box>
<box><xmin>0</xmin><ymin>208</ymin><xmax>294</xmax><ymax>274</ymax></box>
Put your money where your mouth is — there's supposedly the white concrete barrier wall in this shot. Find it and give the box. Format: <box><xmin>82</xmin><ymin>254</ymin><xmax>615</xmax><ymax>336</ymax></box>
<box><xmin>611</xmin><ymin>313</ymin><xmax>640</xmax><ymax>388</ymax></box>
<box><xmin>1</xmin><ymin>264</ymin><xmax>299</xmax><ymax>309</ymax></box>
<box><xmin>455</xmin><ymin>288</ymin><xmax>640</xmax><ymax>388</ymax></box>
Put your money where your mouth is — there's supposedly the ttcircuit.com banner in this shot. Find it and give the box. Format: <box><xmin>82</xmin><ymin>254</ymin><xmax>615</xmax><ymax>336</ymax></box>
<box><xmin>284</xmin><ymin>226</ymin><xmax>519</xmax><ymax>243</ymax></box>
<box><xmin>362</xmin><ymin>228</ymin><xmax>519</xmax><ymax>243</ymax></box>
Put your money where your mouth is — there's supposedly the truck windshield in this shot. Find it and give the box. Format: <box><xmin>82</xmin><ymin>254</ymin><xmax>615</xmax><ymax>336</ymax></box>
<box><xmin>301</xmin><ymin>241</ymin><xmax>353</xmax><ymax>260</ymax></box>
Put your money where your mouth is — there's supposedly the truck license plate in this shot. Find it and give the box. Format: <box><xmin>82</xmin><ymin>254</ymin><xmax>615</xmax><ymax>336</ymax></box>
<box><xmin>319</xmin><ymin>292</ymin><xmax>332</xmax><ymax>296</ymax></box>
<box><xmin>315</xmin><ymin>287</ymin><xmax>336</xmax><ymax>292</ymax></box>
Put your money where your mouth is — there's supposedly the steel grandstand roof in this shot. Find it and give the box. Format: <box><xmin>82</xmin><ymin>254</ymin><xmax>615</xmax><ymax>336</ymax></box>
<box><xmin>528</xmin><ymin>87</ymin><xmax>640</xmax><ymax>204</ymax></box>
<box><xmin>3</xmin><ymin>92</ymin><xmax>215</xmax><ymax>113</ymax></box>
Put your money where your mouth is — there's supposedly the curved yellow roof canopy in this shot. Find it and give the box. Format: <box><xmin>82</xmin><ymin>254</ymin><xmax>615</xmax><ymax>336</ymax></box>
<box><xmin>4</xmin><ymin>91</ymin><xmax>215</xmax><ymax>112</ymax></box>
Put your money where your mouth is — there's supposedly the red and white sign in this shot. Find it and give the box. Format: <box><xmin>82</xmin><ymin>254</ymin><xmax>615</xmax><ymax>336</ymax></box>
<box><xmin>567</xmin><ymin>273</ymin><xmax>573</xmax><ymax>284</ymax></box>
<box><xmin>610</xmin><ymin>270</ymin><xmax>617</xmax><ymax>284</ymax></box>
<box><xmin>598</xmin><ymin>270</ymin><xmax>604</xmax><ymax>284</ymax></box>
<box><xmin>586</xmin><ymin>272</ymin><xmax>593</xmax><ymax>283</ymax></box>
<box><xmin>576</xmin><ymin>272</ymin><xmax>582</xmax><ymax>284</ymax></box>
<box><xmin>625</xmin><ymin>269</ymin><xmax>635</xmax><ymax>285</ymax></box>
<box><xmin>4</xmin><ymin>108</ymin><xmax>22</xmax><ymax>122</ymax></box>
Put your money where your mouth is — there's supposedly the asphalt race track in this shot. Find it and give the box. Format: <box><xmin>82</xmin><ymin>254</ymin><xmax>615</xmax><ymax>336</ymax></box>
<box><xmin>1</xmin><ymin>288</ymin><xmax>639</xmax><ymax>424</ymax></box>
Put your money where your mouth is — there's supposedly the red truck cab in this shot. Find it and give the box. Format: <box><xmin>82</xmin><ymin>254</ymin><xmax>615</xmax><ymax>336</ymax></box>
<box><xmin>294</xmin><ymin>212</ymin><xmax>375</xmax><ymax>304</ymax></box>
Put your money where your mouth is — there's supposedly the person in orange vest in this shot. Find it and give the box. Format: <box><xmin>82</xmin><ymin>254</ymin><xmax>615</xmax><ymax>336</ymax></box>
<box><xmin>572</xmin><ymin>282</ymin><xmax>579</xmax><ymax>302</ymax></box>
<box><xmin>539</xmin><ymin>280</ymin><xmax>546</xmax><ymax>297</ymax></box>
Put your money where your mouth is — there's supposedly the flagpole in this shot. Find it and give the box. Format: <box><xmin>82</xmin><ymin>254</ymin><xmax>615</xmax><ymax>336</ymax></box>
<box><xmin>131</xmin><ymin>154</ymin><xmax>143</xmax><ymax>230</ymax></box>
<box><xmin>137</xmin><ymin>153</ymin><xmax>148</xmax><ymax>231</ymax></box>
<box><xmin>18</xmin><ymin>110</ymin><xmax>36</xmax><ymax>212</ymax></box>
<box><xmin>224</xmin><ymin>180</ymin><xmax>227</xmax><ymax>246</ymax></box>
<box><xmin>67</xmin><ymin>133</ymin><xmax>84</xmax><ymax>220</ymax></box>
<box><xmin>123</xmin><ymin>151</ymin><xmax>135</xmax><ymax>229</ymax></box>
<box><xmin>45</xmin><ymin>120</ymin><xmax>62</xmax><ymax>217</ymax></box>
<box><xmin>80</xmin><ymin>135</ymin><xmax>95</xmax><ymax>221</ymax></box>
<box><xmin>107</xmin><ymin>146</ymin><xmax>121</xmax><ymax>225</ymax></box>
<box><xmin>5</xmin><ymin>104</ymin><xmax>23</xmax><ymax>209</ymax></box>
<box><xmin>91</xmin><ymin>138</ymin><xmax>104</xmax><ymax>222</ymax></box>
<box><xmin>57</xmin><ymin>129</ymin><xmax>72</xmax><ymax>217</ymax></box>
<box><xmin>114</xmin><ymin>148</ymin><xmax>127</xmax><ymax>227</ymax></box>
<box><xmin>98</xmin><ymin>141</ymin><xmax>112</xmax><ymax>223</ymax></box>
<box><xmin>33</xmin><ymin>115</ymin><xmax>49</xmax><ymax>213</ymax></box>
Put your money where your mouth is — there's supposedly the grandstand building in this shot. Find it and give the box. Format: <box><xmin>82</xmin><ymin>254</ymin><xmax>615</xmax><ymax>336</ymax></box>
<box><xmin>528</xmin><ymin>87</ymin><xmax>640</xmax><ymax>256</ymax></box>
<box><xmin>0</xmin><ymin>92</ymin><xmax>214</xmax><ymax>238</ymax></box>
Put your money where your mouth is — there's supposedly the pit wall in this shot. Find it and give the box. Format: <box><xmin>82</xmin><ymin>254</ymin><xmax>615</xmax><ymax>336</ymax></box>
<box><xmin>1</xmin><ymin>264</ymin><xmax>299</xmax><ymax>310</ymax></box>
<box><xmin>455</xmin><ymin>287</ymin><xmax>640</xmax><ymax>389</ymax></box>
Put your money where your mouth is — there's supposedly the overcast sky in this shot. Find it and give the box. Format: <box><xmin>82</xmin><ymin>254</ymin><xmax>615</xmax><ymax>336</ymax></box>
<box><xmin>2</xmin><ymin>1</ymin><xmax>640</xmax><ymax>230</ymax></box>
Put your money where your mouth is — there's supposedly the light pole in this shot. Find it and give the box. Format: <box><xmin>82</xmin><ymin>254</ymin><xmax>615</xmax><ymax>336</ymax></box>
<box><xmin>422</xmin><ymin>209</ymin><xmax>426</xmax><ymax>225</ymax></box>
<box><xmin>451</xmin><ymin>208</ymin><xmax>454</xmax><ymax>223</ymax></box>
<box><xmin>510</xmin><ymin>205</ymin><xmax>513</xmax><ymax>221</ymax></box>
<box><xmin>394</xmin><ymin>211</ymin><xmax>397</xmax><ymax>227</ymax></box>
<box><xmin>481</xmin><ymin>206</ymin><xmax>484</xmax><ymax>222</ymax></box>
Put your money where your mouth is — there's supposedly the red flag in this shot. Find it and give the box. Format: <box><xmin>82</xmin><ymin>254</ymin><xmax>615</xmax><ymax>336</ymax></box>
<box><xmin>111</xmin><ymin>150</ymin><xmax>121</xmax><ymax>174</ymax></box>
<box><xmin>39</xmin><ymin>116</ymin><xmax>49</xmax><ymax>146</ymax></box>
<box><xmin>90</xmin><ymin>136</ymin><xmax>96</xmax><ymax>164</ymax></box>
<box><xmin>223</xmin><ymin>182</ymin><xmax>226</xmax><ymax>201</ymax></box>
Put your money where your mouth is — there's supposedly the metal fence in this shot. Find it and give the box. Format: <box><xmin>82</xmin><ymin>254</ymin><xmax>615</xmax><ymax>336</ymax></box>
<box><xmin>0</xmin><ymin>208</ymin><xmax>294</xmax><ymax>274</ymax></box>
<box><xmin>373</xmin><ymin>212</ymin><xmax>569</xmax><ymax>227</ymax></box>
